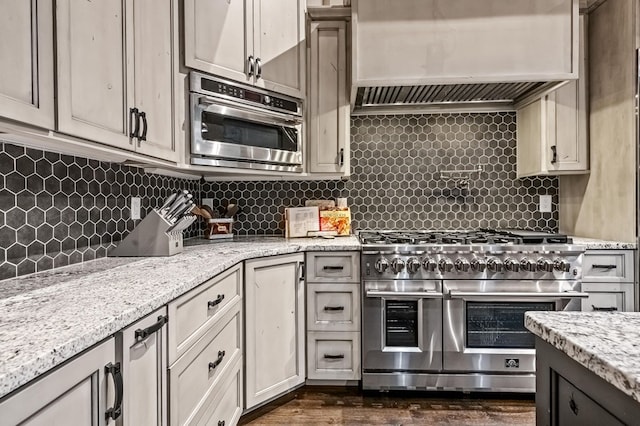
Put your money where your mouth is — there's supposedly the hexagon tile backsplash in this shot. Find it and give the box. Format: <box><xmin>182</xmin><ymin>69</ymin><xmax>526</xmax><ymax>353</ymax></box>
<box><xmin>203</xmin><ymin>113</ymin><xmax>558</xmax><ymax>235</ymax></box>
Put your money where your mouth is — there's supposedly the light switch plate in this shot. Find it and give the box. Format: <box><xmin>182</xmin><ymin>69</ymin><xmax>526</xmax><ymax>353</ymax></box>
<box><xmin>131</xmin><ymin>197</ymin><xmax>141</xmax><ymax>220</ymax></box>
<box><xmin>539</xmin><ymin>195</ymin><xmax>552</xmax><ymax>213</ymax></box>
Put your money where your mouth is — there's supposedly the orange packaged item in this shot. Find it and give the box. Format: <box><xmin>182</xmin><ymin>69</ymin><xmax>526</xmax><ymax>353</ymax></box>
<box><xmin>319</xmin><ymin>208</ymin><xmax>351</xmax><ymax>236</ymax></box>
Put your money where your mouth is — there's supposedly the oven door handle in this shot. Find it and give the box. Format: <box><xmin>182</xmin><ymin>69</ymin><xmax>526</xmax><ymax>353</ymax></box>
<box><xmin>366</xmin><ymin>290</ymin><xmax>444</xmax><ymax>299</ymax></box>
<box><xmin>448</xmin><ymin>291</ymin><xmax>589</xmax><ymax>300</ymax></box>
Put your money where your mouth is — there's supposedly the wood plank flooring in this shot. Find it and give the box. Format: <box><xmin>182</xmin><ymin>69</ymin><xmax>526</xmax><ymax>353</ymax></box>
<box><xmin>244</xmin><ymin>386</ymin><xmax>535</xmax><ymax>425</ymax></box>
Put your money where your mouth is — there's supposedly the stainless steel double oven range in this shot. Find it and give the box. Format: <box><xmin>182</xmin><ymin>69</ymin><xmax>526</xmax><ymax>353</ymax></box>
<box><xmin>360</xmin><ymin>229</ymin><xmax>586</xmax><ymax>393</ymax></box>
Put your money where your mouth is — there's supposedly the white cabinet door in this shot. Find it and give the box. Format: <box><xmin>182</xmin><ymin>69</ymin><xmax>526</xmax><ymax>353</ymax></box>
<box><xmin>117</xmin><ymin>308</ymin><xmax>168</xmax><ymax>426</ymax></box>
<box><xmin>184</xmin><ymin>0</ymin><xmax>252</xmax><ymax>85</ymax></box>
<box><xmin>0</xmin><ymin>338</ymin><xmax>116</xmax><ymax>426</ymax></box>
<box><xmin>0</xmin><ymin>0</ymin><xmax>54</xmax><ymax>129</ymax></box>
<box><xmin>244</xmin><ymin>253</ymin><xmax>305</xmax><ymax>410</ymax></box>
<box><xmin>131</xmin><ymin>0</ymin><xmax>178</xmax><ymax>162</ymax></box>
<box><xmin>56</xmin><ymin>0</ymin><xmax>133</xmax><ymax>149</ymax></box>
<box><xmin>307</xmin><ymin>21</ymin><xmax>349</xmax><ymax>175</ymax></box>
<box><xmin>253</xmin><ymin>0</ymin><xmax>305</xmax><ymax>98</ymax></box>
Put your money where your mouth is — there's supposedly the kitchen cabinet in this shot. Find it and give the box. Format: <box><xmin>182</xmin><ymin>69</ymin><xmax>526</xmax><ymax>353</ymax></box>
<box><xmin>305</xmin><ymin>252</ymin><xmax>361</xmax><ymax>382</ymax></box>
<box><xmin>581</xmin><ymin>249</ymin><xmax>635</xmax><ymax>312</ymax></box>
<box><xmin>56</xmin><ymin>0</ymin><xmax>178</xmax><ymax>162</ymax></box>
<box><xmin>184</xmin><ymin>0</ymin><xmax>305</xmax><ymax>99</ymax></box>
<box><xmin>167</xmin><ymin>264</ymin><xmax>243</xmax><ymax>425</ymax></box>
<box><xmin>0</xmin><ymin>338</ymin><xmax>118</xmax><ymax>426</ymax></box>
<box><xmin>244</xmin><ymin>253</ymin><xmax>305</xmax><ymax>410</ymax></box>
<box><xmin>307</xmin><ymin>20</ymin><xmax>350</xmax><ymax>176</ymax></box>
<box><xmin>116</xmin><ymin>307</ymin><xmax>168</xmax><ymax>426</ymax></box>
<box><xmin>516</xmin><ymin>15</ymin><xmax>588</xmax><ymax>177</ymax></box>
<box><xmin>0</xmin><ymin>0</ymin><xmax>54</xmax><ymax>130</ymax></box>
<box><xmin>352</xmin><ymin>0</ymin><xmax>579</xmax><ymax>87</ymax></box>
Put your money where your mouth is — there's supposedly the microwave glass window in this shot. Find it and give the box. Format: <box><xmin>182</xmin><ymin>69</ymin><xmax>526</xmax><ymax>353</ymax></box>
<box><xmin>201</xmin><ymin>111</ymin><xmax>298</xmax><ymax>152</ymax></box>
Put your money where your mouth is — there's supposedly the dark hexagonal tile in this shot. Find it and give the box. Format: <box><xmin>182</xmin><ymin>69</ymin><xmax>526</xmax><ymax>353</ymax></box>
<box><xmin>7</xmin><ymin>243</ymin><xmax>27</xmax><ymax>262</ymax></box>
<box><xmin>36</xmin><ymin>193</ymin><xmax>53</xmax><ymax>210</ymax></box>
<box><xmin>36</xmin><ymin>256</ymin><xmax>53</xmax><ymax>272</ymax></box>
<box><xmin>16</xmin><ymin>190</ymin><xmax>36</xmax><ymax>211</ymax></box>
<box><xmin>0</xmin><ymin>152</ymin><xmax>14</xmax><ymax>174</ymax></box>
<box><xmin>6</xmin><ymin>172</ymin><xmax>26</xmax><ymax>193</ymax></box>
<box><xmin>6</xmin><ymin>207</ymin><xmax>26</xmax><ymax>230</ymax></box>
<box><xmin>53</xmin><ymin>223</ymin><xmax>68</xmax><ymax>240</ymax></box>
<box><xmin>0</xmin><ymin>262</ymin><xmax>16</xmax><ymax>280</ymax></box>
<box><xmin>27</xmin><ymin>241</ymin><xmax>45</xmax><ymax>257</ymax></box>
<box><xmin>0</xmin><ymin>188</ymin><xmax>15</xmax><ymax>207</ymax></box>
<box><xmin>26</xmin><ymin>174</ymin><xmax>44</xmax><ymax>193</ymax></box>
<box><xmin>35</xmin><ymin>158</ymin><xmax>53</xmax><ymax>177</ymax></box>
<box><xmin>15</xmin><ymin>155</ymin><xmax>35</xmax><ymax>177</ymax></box>
<box><xmin>36</xmin><ymin>223</ymin><xmax>54</xmax><ymax>243</ymax></box>
<box><xmin>0</xmin><ymin>226</ymin><xmax>16</xmax><ymax>248</ymax></box>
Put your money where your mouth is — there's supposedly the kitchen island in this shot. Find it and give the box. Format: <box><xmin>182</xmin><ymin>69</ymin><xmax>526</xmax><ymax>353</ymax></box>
<box><xmin>525</xmin><ymin>311</ymin><xmax>640</xmax><ymax>425</ymax></box>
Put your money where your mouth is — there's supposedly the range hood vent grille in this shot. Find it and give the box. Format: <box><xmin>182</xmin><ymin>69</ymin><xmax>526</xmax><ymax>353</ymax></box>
<box><xmin>353</xmin><ymin>81</ymin><xmax>556</xmax><ymax>115</ymax></box>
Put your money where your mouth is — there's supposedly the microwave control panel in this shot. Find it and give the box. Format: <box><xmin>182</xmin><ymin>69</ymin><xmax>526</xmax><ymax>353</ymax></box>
<box><xmin>201</xmin><ymin>78</ymin><xmax>299</xmax><ymax>115</ymax></box>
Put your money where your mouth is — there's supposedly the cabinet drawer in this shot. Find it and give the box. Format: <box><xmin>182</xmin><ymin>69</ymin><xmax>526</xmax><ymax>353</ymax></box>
<box><xmin>307</xmin><ymin>331</ymin><xmax>361</xmax><ymax>380</ymax></box>
<box><xmin>194</xmin><ymin>356</ymin><xmax>243</xmax><ymax>426</ymax></box>
<box><xmin>169</xmin><ymin>303</ymin><xmax>242</xmax><ymax>426</ymax></box>
<box><xmin>307</xmin><ymin>283</ymin><xmax>360</xmax><ymax>332</ymax></box>
<box><xmin>168</xmin><ymin>264</ymin><xmax>242</xmax><ymax>364</ymax></box>
<box><xmin>582</xmin><ymin>282</ymin><xmax>635</xmax><ymax>312</ymax></box>
<box><xmin>557</xmin><ymin>374</ymin><xmax>624</xmax><ymax>425</ymax></box>
<box><xmin>306</xmin><ymin>252</ymin><xmax>360</xmax><ymax>282</ymax></box>
<box><xmin>582</xmin><ymin>251</ymin><xmax>634</xmax><ymax>283</ymax></box>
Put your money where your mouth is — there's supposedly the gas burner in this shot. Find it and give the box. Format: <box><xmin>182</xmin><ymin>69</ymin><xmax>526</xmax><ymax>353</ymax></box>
<box><xmin>358</xmin><ymin>229</ymin><xmax>572</xmax><ymax>245</ymax></box>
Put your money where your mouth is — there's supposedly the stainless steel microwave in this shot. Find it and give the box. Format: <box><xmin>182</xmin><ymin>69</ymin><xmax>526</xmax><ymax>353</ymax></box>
<box><xmin>190</xmin><ymin>72</ymin><xmax>304</xmax><ymax>173</ymax></box>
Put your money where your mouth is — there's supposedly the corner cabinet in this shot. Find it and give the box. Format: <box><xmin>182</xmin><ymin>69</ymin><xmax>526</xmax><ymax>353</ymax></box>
<box><xmin>56</xmin><ymin>0</ymin><xmax>178</xmax><ymax>162</ymax></box>
<box><xmin>307</xmin><ymin>19</ymin><xmax>350</xmax><ymax>177</ymax></box>
<box><xmin>184</xmin><ymin>0</ymin><xmax>305</xmax><ymax>99</ymax></box>
<box><xmin>516</xmin><ymin>15</ymin><xmax>588</xmax><ymax>177</ymax></box>
<box><xmin>0</xmin><ymin>338</ymin><xmax>118</xmax><ymax>426</ymax></box>
<box><xmin>244</xmin><ymin>253</ymin><xmax>306</xmax><ymax>410</ymax></box>
<box><xmin>0</xmin><ymin>0</ymin><xmax>54</xmax><ymax>130</ymax></box>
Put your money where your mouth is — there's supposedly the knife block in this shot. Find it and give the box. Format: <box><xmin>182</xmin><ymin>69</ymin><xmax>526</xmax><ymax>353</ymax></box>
<box><xmin>109</xmin><ymin>209</ymin><xmax>197</xmax><ymax>257</ymax></box>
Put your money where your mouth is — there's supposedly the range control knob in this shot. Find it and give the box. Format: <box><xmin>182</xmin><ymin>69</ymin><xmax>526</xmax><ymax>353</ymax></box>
<box><xmin>504</xmin><ymin>258</ymin><xmax>520</xmax><ymax>272</ymax></box>
<box><xmin>520</xmin><ymin>258</ymin><xmax>537</xmax><ymax>272</ymax></box>
<box><xmin>263</xmin><ymin>95</ymin><xmax>271</xmax><ymax>105</ymax></box>
<box><xmin>438</xmin><ymin>258</ymin><xmax>454</xmax><ymax>273</ymax></box>
<box><xmin>471</xmin><ymin>258</ymin><xmax>486</xmax><ymax>272</ymax></box>
<box><xmin>487</xmin><ymin>258</ymin><xmax>504</xmax><ymax>272</ymax></box>
<box><xmin>423</xmin><ymin>258</ymin><xmax>437</xmax><ymax>272</ymax></box>
<box><xmin>374</xmin><ymin>258</ymin><xmax>389</xmax><ymax>273</ymax></box>
<box><xmin>553</xmin><ymin>259</ymin><xmax>571</xmax><ymax>272</ymax></box>
<box><xmin>537</xmin><ymin>258</ymin><xmax>555</xmax><ymax>273</ymax></box>
<box><xmin>454</xmin><ymin>258</ymin><xmax>470</xmax><ymax>272</ymax></box>
<box><xmin>391</xmin><ymin>258</ymin><xmax>406</xmax><ymax>273</ymax></box>
<box><xmin>407</xmin><ymin>257</ymin><xmax>421</xmax><ymax>273</ymax></box>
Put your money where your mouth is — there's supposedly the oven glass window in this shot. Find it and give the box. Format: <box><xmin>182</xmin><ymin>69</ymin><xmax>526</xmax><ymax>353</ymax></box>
<box><xmin>466</xmin><ymin>302</ymin><xmax>554</xmax><ymax>349</ymax></box>
<box><xmin>201</xmin><ymin>111</ymin><xmax>298</xmax><ymax>152</ymax></box>
<box><xmin>385</xmin><ymin>300</ymin><xmax>419</xmax><ymax>347</ymax></box>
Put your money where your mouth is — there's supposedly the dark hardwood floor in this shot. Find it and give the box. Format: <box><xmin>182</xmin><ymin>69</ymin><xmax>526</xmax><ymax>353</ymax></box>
<box><xmin>243</xmin><ymin>386</ymin><xmax>536</xmax><ymax>425</ymax></box>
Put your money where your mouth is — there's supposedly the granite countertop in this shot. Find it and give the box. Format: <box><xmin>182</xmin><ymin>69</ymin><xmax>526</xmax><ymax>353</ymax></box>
<box><xmin>571</xmin><ymin>237</ymin><xmax>637</xmax><ymax>250</ymax></box>
<box><xmin>0</xmin><ymin>235</ymin><xmax>359</xmax><ymax>399</ymax></box>
<box><xmin>525</xmin><ymin>311</ymin><xmax>640</xmax><ymax>402</ymax></box>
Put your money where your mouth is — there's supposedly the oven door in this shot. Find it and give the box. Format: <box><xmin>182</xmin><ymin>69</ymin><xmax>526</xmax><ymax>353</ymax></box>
<box><xmin>443</xmin><ymin>280</ymin><xmax>588</xmax><ymax>373</ymax></box>
<box><xmin>190</xmin><ymin>94</ymin><xmax>303</xmax><ymax>172</ymax></box>
<box><xmin>362</xmin><ymin>280</ymin><xmax>443</xmax><ymax>372</ymax></box>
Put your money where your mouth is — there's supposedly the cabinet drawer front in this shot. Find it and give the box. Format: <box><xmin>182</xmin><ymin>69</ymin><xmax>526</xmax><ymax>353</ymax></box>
<box><xmin>194</xmin><ymin>357</ymin><xmax>243</xmax><ymax>426</ymax></box>
<box><xmin>307</xmin><ymin>332</ymin><xmax>361</xmax><ymax>380</ymax></box>
<box><xmin>169</xmin><ymin>304</ymin><xmax>242</xmax><ymax>426</ymax></box>
<box><xmin>306</xmin><ymin>252</ymin><xmax>360</xmax><ymax>282</ymax></box>
<box><xmin>307</xmin><ymin>283</ymin><xmax>360</xmax><ymax>332</ymax></box>
<box><xmin>582</xmin><ymin>282</ymin><xmax>635</xmax><ymax>312</ymax></box>
<box><xmin>583</xmin><ymin>251</ymin><xmax>634</xmax><ymax>282</ymax></box>
<box><xmin>168</xmin><ymin>264</ymin><xmax>242</xmax><ymax>364</ymax></box>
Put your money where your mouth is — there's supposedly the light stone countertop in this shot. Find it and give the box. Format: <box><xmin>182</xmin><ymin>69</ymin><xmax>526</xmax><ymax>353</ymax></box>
<box><xmin>0</xmin><ymin>235</ymin><xmax>359</xmax><ymax>399</ymax></box>
<box><xmin>571</xmin><ymin>237</ymin><xmax>637</xmax><ymax>250</ymax></box>
<box><xmin>525</xmin><ymin>311</ymin><xmax>640</xmax><ymax>403</ymax></box>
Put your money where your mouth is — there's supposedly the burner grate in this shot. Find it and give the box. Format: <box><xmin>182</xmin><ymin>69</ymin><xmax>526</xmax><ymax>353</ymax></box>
<box><xmin>358</xmin><ymin>229</ymin><xmax>568</xmax><ymax>245</ymax></box>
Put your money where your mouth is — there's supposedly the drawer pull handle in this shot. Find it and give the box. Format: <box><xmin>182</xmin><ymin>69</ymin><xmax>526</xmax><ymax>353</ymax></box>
<box><xmin>569</xmin><ymin>396</ymin><xmax>579</xmax><ymax>415</ymax></box>
<box><xmin>592</xmin><ymin>305</ymin><xmax>618</xmax><ymax>312</ymax></box>
<box><xmin>218</xmin><ymin>421</ymin><xmax>225</xmax><ymax>426</ymax></box>
<box><xmin>323</xmin><ymin>354</ymin><xmax>345</xmax><ymax>359</ymax></box>
<box><xmin>209</xmin><ymin>350</ymin><xmax>226</xmax><ymax>371</ymax></box>
<box><xmin>208</xmin><ymin>294</ymin><xmax>225</xmax><ymax>309</ymax></box>
<box><xmin>592</xmin><ymin>264</ymin><xmax>616</xmax><ymax>270</ymax></box>
<box><xmin>134</xmin><ymin>315</ymin><xmax>167</xmax><ymax>342</ymax></box>
<box><xmin>324</xmin><ymin>306</ymin><xmax>345</xmax><ymax>311</ymax></box>
<box><xmin>105</xmin><ymin>362</ymin><xmax>123</xmax><ymax>421</ymax></box>
<box><xmin>323</xmin><ymin>266</ymin><xmax>344</xmax><ymax>271</ymax></box>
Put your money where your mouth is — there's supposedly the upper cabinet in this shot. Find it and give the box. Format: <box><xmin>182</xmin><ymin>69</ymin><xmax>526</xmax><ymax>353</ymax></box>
<box><xmin>0</xmin><ymin>0</ymin><xmax>54</xmax><ymax>129</ymax></box>
<box><xmin>56</xmin><ymin>0</ymin><xmax>178</xmax><ymax>162</ymax></box>
<box><xmin>352</xmin><ymin>0</ymin><xmax>579</xmax><ymax>86</ymax></box>
<box><xmin>185</xmin><ymin>0</ymin><xmax>305</xmax><ymax>99</ymax></box>
<box><xmin>516</xmin><ymin>15</ymin><xmax>588</xmax><ymax>177</ymax></box>
<box><xmin>307</xmin><ymin>20</ymin><xmax>350</xmax><ymax>176</ymax></box>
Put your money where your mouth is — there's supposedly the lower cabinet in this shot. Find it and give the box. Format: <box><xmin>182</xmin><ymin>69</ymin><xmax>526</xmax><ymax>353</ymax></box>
<box><xmin>0</xmin><ymin>338</ymin><xmax>117</xmax><ymax>426</ymax></box>
<box><xmin>581</xmin><ymin>249</ymin><xmax>636</xmax><ymax>312</ymax></box>
<box><xmin>307</xmin><ymin>332</ymin><xmax>360</xmax><ymax>381</ymax></box>
<box><xmin>244</xmin><ymin>253</ymin><xmax>306</xmax><ymax>410</ymax></box>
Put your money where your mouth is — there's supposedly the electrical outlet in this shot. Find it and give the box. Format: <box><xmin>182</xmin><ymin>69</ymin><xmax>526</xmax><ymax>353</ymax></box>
<box><xmin>131</xmin><ymin>197</ymin><xmax>141</xmax><ymax>220</ymax></box>
<box><xmin>202</xmin><ymin>198</ymin><xmax>214</xmax><ymax>210</ymax></box>
<box><xmin>539</xmin><ymin>195</ymin><xmax>552</xmax><ymax>213</ymax></box>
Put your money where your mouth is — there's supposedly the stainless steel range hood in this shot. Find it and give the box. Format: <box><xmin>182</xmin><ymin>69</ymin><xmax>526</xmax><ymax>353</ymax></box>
<box><xmin>352</xmin><ymin>81</ymin><xmax>568</xmax><ymax>115</ymax></box>
<box><xmin>351</xmin><ymin>0</ymin><xmax>579</xmax><ymax>115</ymax></box>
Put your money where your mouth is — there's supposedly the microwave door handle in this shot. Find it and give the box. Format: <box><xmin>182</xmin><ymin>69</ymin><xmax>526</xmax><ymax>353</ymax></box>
<box><xmin>366</xmin><ymin>290</ymin><xmax>444</xmax><ymax>299</ymax></box>
<box><xmin>197</xmin><ymin>97</ymin><xmax>301</xmax><ymax>127</ymax></box>
<box><xmin>448</xmin><ymin>291</ymin><xmax>589</xmax><ymax>300</ymax></box>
